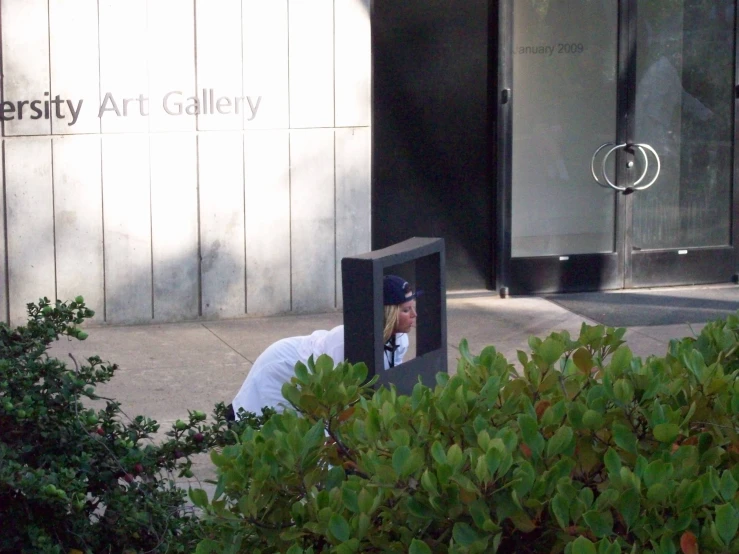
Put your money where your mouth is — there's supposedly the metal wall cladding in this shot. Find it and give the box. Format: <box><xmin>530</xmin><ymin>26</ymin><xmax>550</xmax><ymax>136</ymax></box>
<box><xmin>0</xmin><ymin>0</ymin><xmax>371</xmax><ymax>325</ymax></box>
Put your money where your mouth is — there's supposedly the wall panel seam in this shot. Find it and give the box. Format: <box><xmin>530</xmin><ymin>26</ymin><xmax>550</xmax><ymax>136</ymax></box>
<box><xmin>196</xmin><ymin>134</ymin><xmax>203</xmax><ymax>317</ymax></box>
<box><xmin>46</xmin><ymin>0</ymin><xmax>53</xmax><ymax>134</ymax></box>
<box><xmin>100</xmin><ymin>136</ymin><xmax>107</xmax><ymax>321</ymax></box>
<box><xmin>50</xmin><ymin>139</ymin><xmax>58</xmax><ymax>301</ymax></box>
<box><xmin>96</xmin><ymin>0</ymin><xmax>102</xmax><ymax>134</ymax></box>
<box><xmin>1</xmin><ymin>141</ymin><xmax>9</xmax><ymax>322</ymax></box>
<box><xmin>193</xmin><ymin>0</ymin><xmax>203</xmax><ymax>316</ymax></box>
<box><xmin>148</xmin><ymin>135</ymin><xmax>155</xmax><ymax>319</ymax></box>
<box><xmin>48</xmin><ymin>0</ymin><xmax>58</xmax><ymax>301</ymax></box>
<box><xmin>0</xmin><ymin>0</ymin><xmax>5</xmax><ymax>137</ymax></box>
<box><xmin>334</xmin><ymin>129</ymin><xmax>337</xmax><ymax>307</ymax></box>
<box><xmin>241</xmin><ymin>0</ymin><xmax>247</xmax><ymax>313</ymax></box>
<box><xmin>96</xmin><ymin>1</ymin><xmax>106</xmax><ymax>320</ymax></box>
<box><xmin>286</xmin><ymin>0</ymin><xmax>292</xmax><ymax>128</ymax></box>
<box><xmin>332</xmin><ymin>0</ymin><xmax>336</xmax><ymax>128</ymax></box>
<box><xmin>288</xmin><ymin>131</ymin><xmax>293</xmax><ymax>310</ymax></box>
<box><xmin>145</xmin><ymin>1</ymin><xmax>154</xmax><ymax>319</ymax></box>
<box><xmin>242</xmin><ymin>133</ymin><xmax>247</xmax><ymax>314</ymax></box>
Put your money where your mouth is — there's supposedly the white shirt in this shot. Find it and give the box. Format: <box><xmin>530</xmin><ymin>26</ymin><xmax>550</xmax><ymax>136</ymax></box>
<box><xmin>232</xmin><ymin>325</ymin><xmax>408</xmax><ymax>417</ymax></box>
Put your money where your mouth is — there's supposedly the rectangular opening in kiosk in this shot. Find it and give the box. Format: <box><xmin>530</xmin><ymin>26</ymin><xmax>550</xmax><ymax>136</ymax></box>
<box><xmin>341</xmin><ymin>237</ymin><xmax>446</xmax><ymax>394</ymax></box>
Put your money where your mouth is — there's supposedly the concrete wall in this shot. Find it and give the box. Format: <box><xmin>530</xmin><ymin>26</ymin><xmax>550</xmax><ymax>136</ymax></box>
<box><xmin>0</xmin><ymin>0</ymin><xmax>371</xmax><ymax>325</ymax></box>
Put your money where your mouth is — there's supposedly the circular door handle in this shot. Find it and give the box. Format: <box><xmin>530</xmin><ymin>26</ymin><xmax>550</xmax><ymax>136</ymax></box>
<box><xmin>590</xmin><ymin>142</ymin><xmax>617</xmax><ymax>189</ymax></box>
<box><xmin>630</xmin><ymin>143</ymin><xmax>661</xmax><ymax>191</ymax></box>
<box><xmin>600</xmin><ymin>143</ymin><xmax>630</xmax><ymax>191</ymax></box>
<box><xmin>591</xmin><ymin>142</ymin><xmax>661</xmax><ymax>192</ymax></box>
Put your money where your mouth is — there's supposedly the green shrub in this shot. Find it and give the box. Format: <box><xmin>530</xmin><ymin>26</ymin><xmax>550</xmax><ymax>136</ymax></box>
<box><xmin>0</xmin><ymin>297</ymin><xmax>272</xmax><ymax>554</ymax></box>
<box><xmin>196</xmin><ymin>317</ymin><xmax>739</xmax><ymax>553</ymax></box>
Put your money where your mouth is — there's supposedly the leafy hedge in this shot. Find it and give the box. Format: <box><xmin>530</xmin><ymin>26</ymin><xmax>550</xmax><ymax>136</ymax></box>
<box><xmin>0</xmin><ymin>298</ymin><xmax>272</xmax><ymax>554</ymax></box>
<box><xmin>195</xmin><ymin>317</ymin><xmax>739</xmax><ymax>553</ymax></box>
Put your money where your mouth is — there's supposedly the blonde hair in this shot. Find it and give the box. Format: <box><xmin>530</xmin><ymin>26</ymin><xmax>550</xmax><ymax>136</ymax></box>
<box><xmin>383</xmin><ymin>305</ymin><xmax>400</xmax><ymax>343</ymax></box>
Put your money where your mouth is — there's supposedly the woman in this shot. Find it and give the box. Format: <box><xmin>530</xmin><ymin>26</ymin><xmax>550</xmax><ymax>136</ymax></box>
<box><xmin>231</xmin><ymin>275</ymin><xmax>417</xmax><ymax>418</ymax></box>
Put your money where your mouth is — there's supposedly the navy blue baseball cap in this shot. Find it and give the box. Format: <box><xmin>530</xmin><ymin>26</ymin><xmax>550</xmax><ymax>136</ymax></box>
<box><xmin>383</xmin><ymin>275</ymin><xmax>417</xmax><ymax>305</ymax></box>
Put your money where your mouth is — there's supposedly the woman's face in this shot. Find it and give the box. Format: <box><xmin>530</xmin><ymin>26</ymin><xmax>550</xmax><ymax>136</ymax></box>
<box><xmin>394</xmin><ymin>300</ymin><xmax>417</xmax><ymax>334</ymax></box>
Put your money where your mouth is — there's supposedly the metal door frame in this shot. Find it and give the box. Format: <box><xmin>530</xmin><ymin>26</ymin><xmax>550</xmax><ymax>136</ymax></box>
<box><xmin>494</xmin><ymin>0</ymin><xmax>739</xmax><ymax>294</ymax></box>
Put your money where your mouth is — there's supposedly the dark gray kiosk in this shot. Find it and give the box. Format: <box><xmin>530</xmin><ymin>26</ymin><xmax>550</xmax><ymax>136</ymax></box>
<box><xmin>341</xmin><ymin>237</ymin><xmax>447</xmax><ymax>394</ymax></box>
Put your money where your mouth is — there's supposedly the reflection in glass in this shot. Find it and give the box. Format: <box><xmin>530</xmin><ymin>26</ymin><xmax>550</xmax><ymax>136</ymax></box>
<box><xmin>633</xmin><ymin>0</ymin><xmax>734</xmax><ymax>249</ymax></box>
<box><xmin>512</xmin><ymin>0</ymin><xmax>618</xmax><ymax>258</ymax></box>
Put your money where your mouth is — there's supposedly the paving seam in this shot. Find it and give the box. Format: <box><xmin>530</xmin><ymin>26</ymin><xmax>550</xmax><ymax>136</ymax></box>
<box><xmin>199</xmin><ymin>323</ymin><xmax>255</xmax><ymax>363</ymax></box>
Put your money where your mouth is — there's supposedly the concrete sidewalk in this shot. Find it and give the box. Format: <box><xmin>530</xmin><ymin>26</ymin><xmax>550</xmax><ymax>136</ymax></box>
<box><xmin>45</xmin><ymin>285</ymin><xmax>729</xmax><ymax>490</ymax></box>
<box><xmin>47</xmin><ymin>289</ymin><xmax>713</xmax><ymax>432</ymax></box>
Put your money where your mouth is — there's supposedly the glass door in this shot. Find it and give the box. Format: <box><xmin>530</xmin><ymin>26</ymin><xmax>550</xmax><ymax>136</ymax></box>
<box><xmin>629</xmin><ymin>0</ymin><xmax>736</xmax><ymax>287</ymax></box>
<box><xmin>499</xmin><ymin>0</ymin><xmax>738</xmax><ymax>293</ymax></box>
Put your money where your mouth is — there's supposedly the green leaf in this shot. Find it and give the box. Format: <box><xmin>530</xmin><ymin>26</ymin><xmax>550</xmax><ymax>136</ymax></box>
<box><xmin>567</xmin><ymin>402</ymin><xmax>586</xmax><ymax>428</ymax></box>
<box><xmin>683</xmin><ymin>350</ymin><xmax>707</xmax><ymax>382</ymax></box>
<box><xmin>613</xmin><ymin>378</ymin><xmax>634</xmax><ymax>404</ymax></box>
<box><xmin>715</xmin><ymin>503</ymin><xmax>739</xmax><ymax>545</ymax></box>
<box><xmin>409</xmin><ymin>539</ymin><xmax>432</xmax><ymax>554</ymax></box>
<box><xmin>665</xmin><ymin>513</ymin><xmax>692</xmax><ymax>536</ymax></box>
<box><xmin>647</xmin><ymin>483</ymin><xmax>670</xmax><ymax>503</ymax></box>
<box><xmin>612</xmin><ymin>423</ymin><xmax>638</xmax><ymax>454</ymax></box>
<box><xmin>551</xmin><ymin>493</ymin><xmax>570</xmax><ymax>529</ymax></box>
<box><xmin>579</xmin><ymin>487</ymin><xmax>594</xmax><ymax>510</ymax></box>
<box><xmin>557</xmin><ymin>481</ymin><xmax>578</xmax><ymax>502</ymax></box>
<box><xmin>720</xmin><ymin>470</ymin><xmax>738</xmax><ymax>502</ymax></box>
<box><xmin>421</xmin><ymin>470</ymin><xmax>439</xmax><ymax>495</ymax></box>
<box><xmin>644</xmin><ymin>460</ymin><xmax>669</xmax><ymax>488</ymax></box>
<box><xmin>582</xmin><ymin>510</ymin><xmax>613</xmax><ymax>537</ymax></box>
<box><xmin>189</xmin><ymin>487</ymin><xmax>208</xmax><ymax>508</ymax></box>
<box><xmin>658</xmin><ymin>535</ymin><xmax>677</xmax><ymax>554</ymax></box>
<box><xmin>357</xmin><ymin>489</ymin><xmax>374</xmax><ymax>514</ymax></box>
<box><xmin>431</xmin><ymin>441</ymin><xmax>446</xmax><ymax>465</ymax></box>
<box><xmin>342</xmin><ymin>488</ymin><xmax>360</xmax><ymax>513</ymax></box>
<box><xmin>597</xmin><ymin>540</ymin><xmax>621</xmax><ymax>554</ymax></box>
<box><xmin>573</xmin><ymin>348</ymin><xmax>594</xmax><ymax>373</ymax></box>
<box><xmin>571</xmin><ymin>536</ymin><xmax>597</xmax><ymax>554</ymax></box>
<box><xmin>469</xmin><ymin>499</ymin><xmax>491</xmax><ymax>529</ymax></box>
<box><xmin>679</xmin><ymin>481</ymin><xmax>704</xmax><ymax>511</ymax></box>
<box><xmin>475</xmin><ymin>455</ymin><xmax>491</xmax><ymax>483</ymax></box>
<box><xmin>238</xmin><ymin>495</ymin><xmax>254</xmax><ymax>517</ymax></box>
<box><xmin>196</xmin><ymin>539</ymin><xmax>221</xmax><ymax>554</ymax></box>
<box><xmin>582</xmin><ymin>409</ymin><xmax>604</xmax><ymax>429</ymax></box>
<box><xmin>300</xmin><ymin>420</ymin><xmax>325</xmax><ymax>461</ymax></box>
<box><xmin>294</xmin><ymin>362</ymin><xmax>310</xmax><ymax>384</ymax></box>
<box><xmin>356</xmin><ymin>513</ymin><xmax>371</xmax><ymax>539</ymax></box>
<box><xmin>653</xmin><ymin>423</ymin><xmax>679</xmax><ymax>444</ymax></box>
<box><xmin>453</xmin><ymin>522</ymin><xmax>481</xmax><ymax>546</ymax></box>
<box><xmin>329</xmin><ymin>513</ymin><xmax>351</xmax><ymax>542</ymax></box>
<box><xmin>603</xmin><ymin>448</ymin><xmax>621</xmax><ymax>479</ymax></box>
<box><xmin>609</xmin><ymin>346</ymin><xmax>632</xmax><ymax>377</ymax></box>
<box><xmin>486</xmin><ymin>447</ymin><xmax>503</xmax><ymax>477</ymax></box>
<box><xmin>392</xmin><ymin>446</ymin><xmax>411</xmax><ymax>477</ymax></box>
<box><xmin>459</xmin><ymin>339</ymin><xmax>475</xmax><ymax>364</ymax></box>
<box><xmin>594</xmin><ymin>489</ymin><xmax>619</xmax><ymax>511</ymax></box>
<box><xmin>510</xmin><ymin>510</ymin><xmax>536</xmax><ymax>532</ymax></box>
<box><xmin>518</xmin><ymin>414</ymin><xmax>539</xmax><ymax>446</ymax></box>
<box><xmin>325</xmin><ymin>466</ymin><xmax>345</xmax><ymax>491</ymax></box>
<box><xmin>546</xmin><ymin>426</ymin><xmax>573</xmax><ymax>459</ymax></box>
<box><xmin>538</xmin><ymin>338</ymin><xmax>565</xmax><ymax>366</ymax></box>
<box><xmin>447</xmin><ymin>444</ymin><xmax>464</xmax><ymax>469</ymax></box>
<box><xmin>616</xmin><ymin>488</ymin><xmax>639</xmax><ymax>530</ymax></box>
<box><xmin>436</xmin><ymin>463</ymin><xmax>452</xmax><ymax>485</ymax></box>
<box><xmin>408</xmin><ymin>497</ymin><xmax>434</xmax><ymax>519</ymax></box>
<box><xmin>528</xmin><ymin>335</ymin><xmax>542</xmax><ymax>350</ymax></box>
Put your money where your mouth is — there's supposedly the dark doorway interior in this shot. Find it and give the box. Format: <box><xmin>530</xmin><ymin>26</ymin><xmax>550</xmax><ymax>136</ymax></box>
<box><xmin>371</xmin><ymin>1</ymin><xmax>493</xmax><ymax>291</ymax></box>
